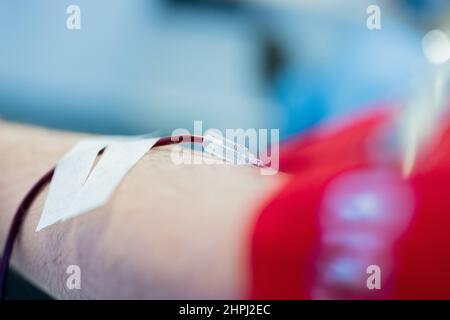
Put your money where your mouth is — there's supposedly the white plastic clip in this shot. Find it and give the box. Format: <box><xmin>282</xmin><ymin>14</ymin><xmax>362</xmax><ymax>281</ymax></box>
<box><xmin>202</xmin><ymin>132</ymin><xmax>265</xmax><ymax>167</ymax></box>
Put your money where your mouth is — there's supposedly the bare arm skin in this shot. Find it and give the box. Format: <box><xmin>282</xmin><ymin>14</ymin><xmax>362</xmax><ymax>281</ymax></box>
<box><xmin>0</xmin><ymin>120</ymin><xmax>284</xmax><ymax>299</ymax></box>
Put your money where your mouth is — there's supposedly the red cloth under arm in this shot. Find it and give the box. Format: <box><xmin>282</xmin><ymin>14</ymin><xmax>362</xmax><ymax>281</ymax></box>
<box><xmin>249</xmin><ymin>108</ymin><xmax>450</xmax><ymax>299</ymax></box>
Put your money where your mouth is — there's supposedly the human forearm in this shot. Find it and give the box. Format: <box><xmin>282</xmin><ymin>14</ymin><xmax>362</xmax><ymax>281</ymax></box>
<box><xmin>0</xmin><ymin>121</ymin><xmax>283</xmax><ymax>299</ymax></box>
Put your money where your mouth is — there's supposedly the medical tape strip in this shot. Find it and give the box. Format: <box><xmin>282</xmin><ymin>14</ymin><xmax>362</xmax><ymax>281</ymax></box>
<box><xmin>36</xmin><ymin>137</ymin><xmax>158</xmax><ymax>231</ymax></box>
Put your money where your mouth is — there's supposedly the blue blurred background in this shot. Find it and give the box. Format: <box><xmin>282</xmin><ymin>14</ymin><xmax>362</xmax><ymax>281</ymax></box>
<box><xmin>1</xmin><ymin>0</ymin><xmax>449</xmax><ymax>140</ymax></box>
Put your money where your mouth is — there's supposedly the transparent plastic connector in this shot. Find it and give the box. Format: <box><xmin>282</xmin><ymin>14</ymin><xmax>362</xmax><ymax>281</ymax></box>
<box><xmin>202</xmin><ymin>132</ymin><xmax>265</xmax><ymax>168</ymax></box>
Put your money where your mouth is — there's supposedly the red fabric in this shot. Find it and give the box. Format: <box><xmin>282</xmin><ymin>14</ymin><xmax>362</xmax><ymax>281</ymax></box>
<box><xmin>249</xmin><ymin>107</ymin><xmax>450</xmax><ymax>299</ymax></box>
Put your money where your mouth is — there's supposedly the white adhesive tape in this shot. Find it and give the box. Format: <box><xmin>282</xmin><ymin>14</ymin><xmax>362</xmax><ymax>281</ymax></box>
<box><xmin>36</xmin><ymin>136</ymin><xmax>158</xmax><ymax>231</ymax></box>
